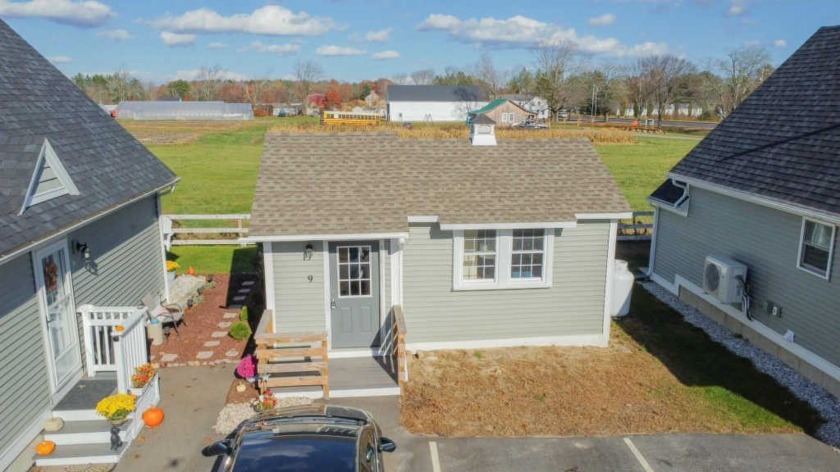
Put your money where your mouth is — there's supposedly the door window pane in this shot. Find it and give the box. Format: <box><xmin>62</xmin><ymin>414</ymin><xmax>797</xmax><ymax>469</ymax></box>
<box><xmin>337</xmin><ymin>245</ymin><xmax>372</xmax><ymax>297</ymax></box>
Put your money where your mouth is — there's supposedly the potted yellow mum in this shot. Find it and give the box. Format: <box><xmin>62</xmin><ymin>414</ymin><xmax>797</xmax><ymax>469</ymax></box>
<box><xmin>96</xmin><ymin>394</ymin><xmax>136</xmax><ymax>426</ymax></box>
<box><xmin>166</xmin><ymin>260</ymin><xmax>179</xmax><ymax>282</ymax></box>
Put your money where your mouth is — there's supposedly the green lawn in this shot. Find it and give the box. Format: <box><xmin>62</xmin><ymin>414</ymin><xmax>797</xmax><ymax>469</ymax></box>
<box><xmin>596</xmin><ymin>137</ymin><xmax>699</xmax><ymax>211</ymax></box>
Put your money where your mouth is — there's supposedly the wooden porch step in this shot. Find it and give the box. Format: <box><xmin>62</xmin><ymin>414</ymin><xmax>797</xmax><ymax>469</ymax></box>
<box><xmin>255</xmin><ymin>332</ymin><xmax>326</xmax><ymax>345</ymax></box>
<box><xmin>255</xmin><ymin>347</ymin><xmax>325</xmax><ymax>360</ymax></box>
<box><xmin>262</xmin><ymin>376</ymin><xmax>328</xmax><ymax>389</ymax></box>
<box><xmin>258</xmin><ymin>361</ymin><xmax>327</xmax><ymax>375</ymax></box>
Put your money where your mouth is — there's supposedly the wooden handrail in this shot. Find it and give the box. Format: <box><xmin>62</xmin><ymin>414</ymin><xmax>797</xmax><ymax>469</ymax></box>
<box><xmin>392</xmin><ymin>305</ymin><xmax>408</xmax><ymax>385</ymax></box>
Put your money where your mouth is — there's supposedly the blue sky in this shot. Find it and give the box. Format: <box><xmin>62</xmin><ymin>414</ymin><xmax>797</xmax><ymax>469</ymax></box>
<box><xmin>2</xmin><ymin>0</ymin><xmax>839</xmax><ymax>83</ymax></box>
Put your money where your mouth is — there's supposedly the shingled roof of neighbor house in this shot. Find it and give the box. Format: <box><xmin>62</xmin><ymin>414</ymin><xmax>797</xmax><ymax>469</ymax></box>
<box><xmin>666</xmin><ymin>25</ymin><xmax>840</xmax><ymax>217</ymax></box>
<box><xmin>249</xmin><ymin>133</ymin><xmax>631</xmax><ymax>238</ymax></box>
<box><xmin>0</xmin><ymin>20</ymin><xmax>177</xmax><ymax>259</ymax></box>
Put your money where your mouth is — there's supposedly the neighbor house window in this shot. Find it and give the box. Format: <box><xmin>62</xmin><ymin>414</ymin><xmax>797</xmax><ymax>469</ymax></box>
<box><xmin>454</xmin><ymin>229</ymin><xmax>553</xmax><ymax>290</ymax></box>
<box><xmin>501</xmin><ymin>112</ymin><xmax>514</xmax><ymax>123</ymax></box>
<box><xmin>462</xmin><ymin>230</ymin><xmax>497</xmax><ymax>280</ymax></box>
<box><xmin>798</xmin><ymin>219</ymin><xmax>835</xmax><ymax>279</ymax></box>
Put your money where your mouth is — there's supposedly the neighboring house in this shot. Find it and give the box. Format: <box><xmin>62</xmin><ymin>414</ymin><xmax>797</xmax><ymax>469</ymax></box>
<box><xmin>648</xmin><ymin>26</ymin><xmax>840</xmax><ymax>398</ymax></box>
<box><xmin>386</xmin><ymin>85</ymin><xmax>489</xmax><ymax>122</ymax></box>
<box><xmin>243</xmin><ymin>123</ymin><xmax>631</xmax><ymax>396</ymax></box>
<box><xmin>0</xmin><ymin>21</ymin><xmax>177</xmax><ymax>469</ymax></box>
<box><xmin>467</xmin><ymin>99</ymin><xmax>532</xmax><ymax>127</ymax></box>
<box><xmin>501</xmin><ymin>94</ymin><xmax>550</xmax><ymax>121</ymax></box>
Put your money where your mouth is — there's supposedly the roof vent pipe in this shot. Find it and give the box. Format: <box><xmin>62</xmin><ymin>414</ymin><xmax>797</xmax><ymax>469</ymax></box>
<box><xmin>470</xmin><ymin>114</ymin><xmax>497</xmax><ymax>146</ymax></box>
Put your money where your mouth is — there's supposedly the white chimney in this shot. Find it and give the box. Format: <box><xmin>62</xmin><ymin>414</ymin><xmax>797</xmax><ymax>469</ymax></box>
<box><xmin>470</xmin><ymin>114</ymin><xmax>497</xmax><ymax>146</ymax></box>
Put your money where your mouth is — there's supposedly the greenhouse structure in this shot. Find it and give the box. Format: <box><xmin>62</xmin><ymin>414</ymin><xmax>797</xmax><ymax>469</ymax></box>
<box><xmin>116</xmin><ymin>101</ymin><xmax>254</xmax><ymax>120</ymax></box>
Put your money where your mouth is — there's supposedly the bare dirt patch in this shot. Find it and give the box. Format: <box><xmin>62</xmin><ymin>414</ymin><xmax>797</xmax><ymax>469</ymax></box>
<box><xmin>401</xmin><ymin>289</ymin><xmax>822</xmax><ymax>437</ymax></box>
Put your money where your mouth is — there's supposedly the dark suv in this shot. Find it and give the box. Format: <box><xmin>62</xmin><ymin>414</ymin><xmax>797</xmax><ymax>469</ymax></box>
<box><xmin>202</xmin><ymin>404</ymin><xmax>397</xmax><ymax>472</ymax></box>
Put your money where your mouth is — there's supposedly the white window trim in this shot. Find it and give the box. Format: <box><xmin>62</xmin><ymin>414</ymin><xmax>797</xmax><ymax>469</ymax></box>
<box><xmin>453</xmin><ymin>229</ymin><xmax>554</xmax><ymax>291</ymax></box>
<box><xmin>796</xmin><ymin>217</ymin><xmax>835</xmax><ymax>281</ymax></box>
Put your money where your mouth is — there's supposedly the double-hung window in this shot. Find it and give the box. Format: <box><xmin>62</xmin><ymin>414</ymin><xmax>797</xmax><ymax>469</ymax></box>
<box><xmin>454</xmin><ymin>229</ymin><xmax>553</xmax><ymax>290</ymax></box>
<box><xmin>797</xmin><ymin>218</ymin><xmax>835</xmax><ymax>279</ymax></box>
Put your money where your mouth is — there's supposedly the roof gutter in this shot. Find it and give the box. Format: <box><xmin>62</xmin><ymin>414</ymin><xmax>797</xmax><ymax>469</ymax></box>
<box><xmin>0</xmin><ymin>178</ymin><xmax>180</xmax><ymax>267</ymax></box>
<box><xmin>241</xmin><ymin>232</ymin><xmax>410</xmax><ymax>243</ymax></box>
<box><xmin>669</xmin><ymin>172</ymin><xmax>840</xmax><ymax>225</ymax></box>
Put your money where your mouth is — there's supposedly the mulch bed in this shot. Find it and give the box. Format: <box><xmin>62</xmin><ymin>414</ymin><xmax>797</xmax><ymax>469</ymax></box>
<box><xmin>151</xmin><ymin>273</ymin><xmax>256</xmax><ymax>367</ymax></box>
<box><xmin>225</xmin><ymin>378</ymin><xmax>259</xmax><ymax>405</ymax></box>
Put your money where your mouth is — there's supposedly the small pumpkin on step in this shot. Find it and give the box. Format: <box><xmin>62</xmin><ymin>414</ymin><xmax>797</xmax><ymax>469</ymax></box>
<box><xmin>36</xmin><ymin>440</ymin><xmax>56</xmax><ymax>456</ymax></box>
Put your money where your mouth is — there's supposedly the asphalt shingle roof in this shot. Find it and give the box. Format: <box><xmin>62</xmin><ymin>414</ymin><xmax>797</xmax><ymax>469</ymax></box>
<box><xmin>667</xmin><ymin>26</ymin><xmax>840</xmax><ymax>216</ymax></box>
<box><xmin>386</xmin><ymin>85</ymin><xmax>488</xmax><ymax>102</ymax></box>
<box><xmin>0</xmin><ymin>20</ymin><xmax>177</xmax><ymax>258</ymax></box>
<box><xmin>249</xmin><ymin>133</ymin><xmax>630</xmax><ymax>238</ymax></box>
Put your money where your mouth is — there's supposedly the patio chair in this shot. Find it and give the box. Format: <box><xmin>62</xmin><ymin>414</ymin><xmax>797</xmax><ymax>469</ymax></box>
<box><xmin>142</xmin><ymin>293</ymin><xmax>186</xmax><ymax>337</ymax></box>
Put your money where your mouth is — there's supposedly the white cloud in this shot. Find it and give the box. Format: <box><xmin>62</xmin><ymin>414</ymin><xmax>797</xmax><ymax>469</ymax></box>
<box><xmin>372</xmin><ymin>50</ymin><xmax>400</xmax><ymax>60</ymax></box>
<box><xmin>47</xmin><ymin>55</ymin><xmax>72</xmax><ymax>64</ymax></box>
<box><xmin>773</xmin><ymin>39</ymin><xmax>786</xmax><ymax>48</ymax></box>
<box><xmin>160</xmin><ymin>31</ymin><xmax>196</xmax><ymax>47</ymax></box>
<box><xmin>726</xmin><ymin>0</ymin><xmax>749</xmax><ymax>16</ymax></box>
<box><xmin>241</xmin><ymin>41</ymin><xmax>300</xmax><ymax>55</ymax></box>
<box><xmin>0</xmin><ymin>0</ymin><xmax>113</xmax><ymax>27</ymax></box>
<box><xmin>174</xmin><ymin>69</ymin><xmax>247</xmax><ymax>81</ymax></box>
<box><xmin>365</xmin><ymin>28</ymin><xmax>392</xmax><ymax>42</ymax></box>
<box><xmin>315</xmin><ymin>45</ymin><xmax>365</xmax><ymax>56</ymax></box>
<box><xmin>207</xmin><ymin>42</ymin><xmax>228</xmax><ymax>50</ymax></box>
<box><xmin>588</xmin><ymin>13</ymin><xmax>616</xmax><ymax>27</ymax></box>
<box><xmin>417</xmin><ymin>14</ymin><xmax>666</xmax><ymax>57</ymax></box>
<box><xmin>96</xmin><ymin>28</ymin><xmax>132</xmax><ymax>41</ymax></box>
<box><xmin>151</xmin><ymin>5</ymin><xmax>335</xmax><ymax>36</ymax></box>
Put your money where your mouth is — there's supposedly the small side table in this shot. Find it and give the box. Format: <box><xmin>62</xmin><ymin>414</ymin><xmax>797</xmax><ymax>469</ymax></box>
<box><xmin>147</xmin><ymin>319</ymin><xmax>164</xmax><ymax>346</ymax></box>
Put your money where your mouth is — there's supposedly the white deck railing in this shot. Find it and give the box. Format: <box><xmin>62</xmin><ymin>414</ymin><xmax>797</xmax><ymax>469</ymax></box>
<box><xmin>79</xmin><ymin>305</ymin><xmax>149</xmax><ymax>393</ymax></box>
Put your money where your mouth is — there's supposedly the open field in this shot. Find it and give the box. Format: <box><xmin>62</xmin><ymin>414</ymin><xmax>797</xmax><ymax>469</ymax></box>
<box><xmin>401</xmin><ymin>287</ymin><xmax>823</xmax><ymax>437</ymax></box>
<box><xmin>123</xmin><ymin>118</ymin><xmax>697</xmax><ymax>272</ymax></box>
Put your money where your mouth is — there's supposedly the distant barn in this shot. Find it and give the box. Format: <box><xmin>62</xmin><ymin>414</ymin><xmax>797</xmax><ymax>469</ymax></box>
<box><xmin>386</xmin><ymin>85</ymin><xmax>489</xmax><ymax>123</ymax></box>
<box><xmin>116</xmin><ymin>101</ymin><xmax>254</xmax><ymax>120</ymax></box>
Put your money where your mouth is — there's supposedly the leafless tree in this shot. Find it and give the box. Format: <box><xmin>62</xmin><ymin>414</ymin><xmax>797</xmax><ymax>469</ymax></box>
<box><xmin>705</xmin><ymin>47</ymin><xmax>773</xmax><ymax>118</ymax></box>
<box><xmin>105</xmin><ymin>70</ymin><xmax>145</xmax><ymax>103</ymax></box>
<box><xmin>294</xmin><ymin>59</ymin><xmax>323</xmax><ymax>103</ymax></box>
<box><xmin>410</xmin><ymin>69</ymin><xmax>435</xmax><ymax>85</ymax></box>
<box><xmin>242</xmin><ymin>78</ymin><xmax>271</xmax><ymax>106</ymax></box>
<box><xmin>474</xmin><ymin>53</ymin><xmax>508</xmax><ymax>99</ymax></box>
<box><xmin>533</xmin><ymin>41</ymin><xmax>577</xmax><ymax>120</ymax></box>
<box><xmin>637</xmin><ymin>55</ymin><xmax>695</xmax><ymax>126</ymax></box>
<box><xmin>391</xmin><ymin>73</ymin><xmax>409</xmax><ymax>85</ymax></box>
<box><xmin>195</xmin><ymin>65</ymin><xmax>225</xmax><ymax>101</ymax></box>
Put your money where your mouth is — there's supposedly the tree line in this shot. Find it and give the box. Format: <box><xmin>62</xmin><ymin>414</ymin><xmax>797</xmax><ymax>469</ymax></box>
<box><xmin>73</xmin><ymin>44</ymin><xmax>773</xmax><ymax>123</ymax></box>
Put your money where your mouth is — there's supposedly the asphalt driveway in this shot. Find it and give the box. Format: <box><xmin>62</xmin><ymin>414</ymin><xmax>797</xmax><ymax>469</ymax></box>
<box><xmin>114</xmin><ymin>367</ymin><xmax>840</xmax><ymax>472</ymax></box>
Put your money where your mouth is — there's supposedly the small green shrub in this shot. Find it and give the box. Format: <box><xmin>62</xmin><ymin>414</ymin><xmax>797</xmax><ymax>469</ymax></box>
<box><xmin>239</xmin><ymin>306</ymin><xmax>249</xmax><ymax>322</ymax></box>
<box><xmin>229</xmin><ymin>321</ymin><xmax>251</xmax><ymax>341</ymax></box>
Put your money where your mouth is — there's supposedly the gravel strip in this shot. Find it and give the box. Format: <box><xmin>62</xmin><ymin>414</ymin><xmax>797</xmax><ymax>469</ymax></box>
<box><xmin>642</xmin><ymin>281</ymin><xmax>840</xmax><ymax>447</ymax></box>
<box><xmin>213</xmin><ymin>398</ymin><xmax>313</xmax><ymax>435</ymax></box>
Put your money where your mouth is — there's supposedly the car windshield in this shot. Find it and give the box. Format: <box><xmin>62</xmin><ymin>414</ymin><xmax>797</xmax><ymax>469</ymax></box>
<box><xmin>232</xmin><ymin>432</ymin><xmax>356</xmax><ymax>472</ymax></box>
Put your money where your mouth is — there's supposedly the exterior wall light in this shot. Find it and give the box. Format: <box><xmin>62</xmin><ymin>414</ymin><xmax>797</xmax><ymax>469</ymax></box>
<box><xmin>304</xmin><ymin>243</ymin><xmax>314</xmax><ymax>261</ymax></box>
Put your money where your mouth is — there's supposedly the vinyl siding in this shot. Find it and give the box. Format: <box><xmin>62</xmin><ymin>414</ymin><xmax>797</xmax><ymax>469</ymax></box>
<box><xmin>70</xmin><ymin>197</ymin><xmax>164</xmax><ymax>306</ymax></box>
<box><xmin>402</xmin><ymin>222</ymin><xmax>609</xmax><ymax>343</ymax></box>
<box><xmin>388</xmin><ymin>101</ymin><xmax>488</xmax><ymax>122</ymax></box>
<box><xmin>0</xmin><ymin>254</ymin><xmax>52</xmax><ymax>461</ymax></box>
<box><xmin>653</xmin><ymin>187</ymin><xmax>840</xmax><ymax>366</ymax></box>
<box><xmin>271</xmin><ymin>242</ymin><xmax>326</xmax><ymax>333</ymax></box>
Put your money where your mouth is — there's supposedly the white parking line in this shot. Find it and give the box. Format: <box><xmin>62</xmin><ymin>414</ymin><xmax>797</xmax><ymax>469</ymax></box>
<box><xmin>623</xmin><ymin>437</ymin><xmax>655</xmax><ymax>472</ymax></box>
<box><xmin>429</xmin><ymin>441</ymin><xmax>442</xmax><ymax>472</ymax></box>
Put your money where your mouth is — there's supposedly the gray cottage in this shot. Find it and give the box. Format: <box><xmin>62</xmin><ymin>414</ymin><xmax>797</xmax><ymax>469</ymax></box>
<box><xmin>244</xmin><ymin>128</ymin><xmax>631</xmax><ymax>397</ymax></box>
<box><xmin>0</xmin><ymin>21</ymin><xmax>176</xmax><ymax>469</ymax></box>
<box><xmin>648</xmin><ymin>26</ymin><xmax>840</xmax><ymax>397</ymax></box>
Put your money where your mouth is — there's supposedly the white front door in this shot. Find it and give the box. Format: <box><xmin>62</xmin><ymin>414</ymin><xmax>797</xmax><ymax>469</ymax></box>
<box><xmin>34</xmin><ymin>241</ymin><xmax>82</xmax><ymax>393</ymax></box>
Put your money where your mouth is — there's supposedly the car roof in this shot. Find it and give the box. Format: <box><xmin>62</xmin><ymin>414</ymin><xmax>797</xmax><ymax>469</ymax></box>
<box><xmin>232</xmin><ymin>429</ymin><xmax>359</xmax><ymax>472</ymax></box>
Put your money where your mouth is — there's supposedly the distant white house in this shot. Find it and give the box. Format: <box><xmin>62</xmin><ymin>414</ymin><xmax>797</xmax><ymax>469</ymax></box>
<box><xmin>387</xmin><ymin>85</ymin><xmax>489</xmax><ymax>122</ymax></box>
<box><xmin>500</xmin><ymin>94</ymin><xmax>550</xmax><ymax>121</ymax></box>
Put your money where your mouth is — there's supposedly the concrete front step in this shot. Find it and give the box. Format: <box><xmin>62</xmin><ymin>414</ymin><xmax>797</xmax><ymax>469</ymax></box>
<box><xmin>52</xmin><ymin>408</ymin><xmax>103</xmax><ymax>422</ymax></box>
<box><xmin>44</xmin><ymin>419</ymin><xmax>130</xmax><ymax>446</ymax></box>
<box><xmin>34</xmin><ymin>442</ymin><xmax>126</xmax><ymax>467</ymax></box>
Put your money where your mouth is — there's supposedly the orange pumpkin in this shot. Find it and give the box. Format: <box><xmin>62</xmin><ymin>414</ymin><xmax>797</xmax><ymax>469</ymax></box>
<box><xmin>114</xmin><ymin>325</ymin><xmax>125</xmax><ymax>333</ymax></box>
<box><xmin>142</xmin><ymin>407</ymin><xmax>164</xmax><ymax>428</ymax></box>
<box><xmin>36</xmin><ymin>440</ymin><xmax>56</xmax><ymax>456</ymax></box>
<box><xmin>187</xmin><ymin>266</ymin><xmax>196</xmax><ymax>275</ymax></box>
